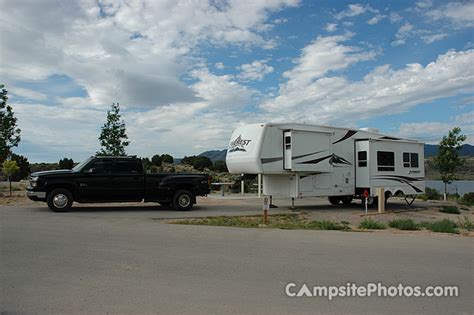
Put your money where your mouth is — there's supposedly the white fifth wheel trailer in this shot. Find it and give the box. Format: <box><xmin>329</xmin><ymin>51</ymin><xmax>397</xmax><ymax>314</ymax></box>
<box><xmin>226</xmin><ymin>123</ymin><xmax>425</xmax><ymax>205</ymax></box>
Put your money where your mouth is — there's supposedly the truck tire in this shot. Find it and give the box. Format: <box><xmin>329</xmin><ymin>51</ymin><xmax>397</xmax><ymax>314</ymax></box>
<box><xmin>173</xmin><ymin>190</ymin><xmax>194</xmax><ymax>211</ymax></box>
<box><xmin>328</xmin><ymin>196</ymin><xmax>341</xmax><ymax>205</ymax></box>
<box><xmin>47</xmin><ymin>188</ymin><xmax>73</xmax><ymax>212</ymax></box>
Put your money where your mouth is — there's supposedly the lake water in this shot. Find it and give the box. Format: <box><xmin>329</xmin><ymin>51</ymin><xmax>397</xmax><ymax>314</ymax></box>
<box><xmin>425</xmin><ymin>180</ymin><xmax>473</xmax><ymax>196</ymax></box>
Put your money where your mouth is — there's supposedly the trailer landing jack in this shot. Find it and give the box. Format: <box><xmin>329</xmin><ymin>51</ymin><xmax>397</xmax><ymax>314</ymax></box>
<box><xmin>404</xmin><ymin>195</ymin><xmax>416</xmax><ymax>206</ymax></box>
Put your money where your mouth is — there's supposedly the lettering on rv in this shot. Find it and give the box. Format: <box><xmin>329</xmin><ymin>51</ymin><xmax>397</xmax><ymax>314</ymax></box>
<box><xmin>229</xmin><ymin>135</ymin><xmax>252</xmax><ymax>153</ymax></box>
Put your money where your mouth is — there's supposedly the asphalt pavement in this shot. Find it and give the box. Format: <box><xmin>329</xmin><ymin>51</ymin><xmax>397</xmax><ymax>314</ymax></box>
<box><xmin>1</xmin><ymin>202</ymin><xmax>472</xmax><ymax>314</ymax></box>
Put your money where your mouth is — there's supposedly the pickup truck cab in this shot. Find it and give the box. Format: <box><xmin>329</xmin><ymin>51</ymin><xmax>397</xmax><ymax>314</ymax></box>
<box><xmin>26</xmin><ymin>156</ymin><xmax>210</xmax><ymax>212</ymax></box>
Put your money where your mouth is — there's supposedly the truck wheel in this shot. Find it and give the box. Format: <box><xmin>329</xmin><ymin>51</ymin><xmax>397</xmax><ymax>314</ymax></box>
<box><xmin>173</xmin><ymin>190</ymin><xmax>194</xmax><ymax>211</ymax></box>
<box><xmin>341</xmin><ymin>196</ymin><xmax>353</xmax><ymax>205</ymax></box>
<box><xmin>328</xmin><ymin>196</ymin><xmax>341</xmax><ymax>205</ymax></box>
<box><xmin>47</xmin><ymin>189</ymin><xmax>73</xmax><ymax>212</ymax></box>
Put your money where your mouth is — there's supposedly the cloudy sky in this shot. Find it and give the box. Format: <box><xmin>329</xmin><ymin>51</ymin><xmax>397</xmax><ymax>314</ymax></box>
<box><xmin>1</xmin><ymin>0</ymin><xmax>473</xmax><ymax>162</ymax></box>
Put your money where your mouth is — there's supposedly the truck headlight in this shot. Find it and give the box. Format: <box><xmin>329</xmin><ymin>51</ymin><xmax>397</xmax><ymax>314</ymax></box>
<box><xmin>29</xmin><ymin>176</ymin><xmax>38</xmax><ymax>187</ymax></box>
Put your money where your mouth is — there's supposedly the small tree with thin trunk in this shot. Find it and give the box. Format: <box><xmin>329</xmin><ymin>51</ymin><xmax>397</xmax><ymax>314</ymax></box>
<box><xmin>0</xmin><ymin>84</ymin><xmax>21</xmax><ymax>162</ymax></box>
<box><xmin>434</xmin><ymin>127</ymin><xmax>466</xmax><ymax>200</ymax></box>
<box><xmin>2</xmin><ymin>159</ymin><xmax>20</xmax><ymax>197</ymax></box>
<box><xmin>97</xmin><ymin>103</ymin><xmax>129</xmax><ymax>156</ymax></box>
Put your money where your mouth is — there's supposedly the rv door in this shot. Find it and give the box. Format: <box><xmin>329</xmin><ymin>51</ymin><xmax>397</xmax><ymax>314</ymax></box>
<box><xmin>284</xmin><ymin>131</ymin><xmax>292</xmax><ymax>170</ymax></box>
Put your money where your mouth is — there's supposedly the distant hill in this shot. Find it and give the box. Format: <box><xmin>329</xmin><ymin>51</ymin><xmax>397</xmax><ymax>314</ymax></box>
<box><xmin>424</xmin><ymin>144</ymin><xmax>474</xmax><ymax>157</ymax></box>
<box><xmin>198</xmin><ymin>144</ymin><xmax>474</xmax><ymax>161</ymax></box>
<box><xmin>199</xmin><ymin>149</ymin><xmax>227</xmax><ymax>162</ymax></box>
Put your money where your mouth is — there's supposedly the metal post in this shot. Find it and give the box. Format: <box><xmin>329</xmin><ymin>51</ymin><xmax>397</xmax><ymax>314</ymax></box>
<box><xmin>221</xmin><ymin>184</ymin><xmax>225</xmax><ymax>196</ymax></box>
<box><xmin>290</xmin><ymin>197</ymin><xmax>295</xmax><ymax>210</ymax></box>
<box><xmin>257</xmin><ymin>174</ymin><xmax>262</xmax><ymax>198</ymax></box>
<box><xmin>241</xmin><ymin>175</ymin><xmax>245</xmax><ymax>195</ymax></box>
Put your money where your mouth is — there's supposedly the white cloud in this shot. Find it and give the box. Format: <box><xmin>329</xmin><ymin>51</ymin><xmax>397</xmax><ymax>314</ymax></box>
<box><xmin>0</xmin><ymin>0</ymin><xmax>299</xmax><ymax>109</ymax></box>
<box><xmin>237</xmin><ymin>60</ymin><xmax>274</xmax><ymax>81</ymax></box>
<box><xmin>426</xmin><ymin>2</ymin><xmax>474</xmax><ymax>27</ymax></box>
<box><xmin>367</xmin><ymin>15</ymin><xmax>385</xmax><ymax>25</ymax></box>
<box><xmin>262</xmin><ymin>49</ymin><xmax>474</xmax><ymax>126</ymax></box>
<box><xmin>273</xmin><ymin>17</ymin><xmax>288</xmax><ymax>24</ymax></box>
<box><xmin>334</xmin><ymin>4</ymin><xmax>369</xmax><ymax>20</ymax></box>
<box><xmin>421</xmin><ymin>33</ymin><xmax>448</xmax><ymax>44</ymax></box>
<box><xmin>389</xmin><ymin>12</ymin><xmax>403</xmax><ymax>23</ymax></box>
<box><xmin>415</xmin><ymin>1</ymin><xmax>432</xmax><ymax>9</ymax></box>
<box><xmin>325</xmin><ymin>23</ymin><xmax>338</xmax><ymax>32</ymax></box>
<box><xmin>392</xmin><ymin>22</ymin><xmax>414</xmax><ymax>46</ymax></box>
<box><xmin>281</xmin><ymin>34</ymin><xmax>376</xmax><ymax>85</ymax></box>
<box><xmin>214</xmin><ymin>62</ymin><xmax>225</xmax><ymax>70</ymax></box>
<box><xmin>398</xmin><ymin>112</ymin><xmax>474</xmax><ymax>144</ymax></box>
<box><xmin>9</xmin><ymin>87</ymin><xmax>47</xmax><ymax>101</ymax></box>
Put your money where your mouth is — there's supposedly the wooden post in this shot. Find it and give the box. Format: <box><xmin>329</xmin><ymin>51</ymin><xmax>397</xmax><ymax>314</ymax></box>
<box><xmin>377</xmin><ymin>187</ymin><xmax>385</xmax><ymax>214</ymax></box>
<box><xmin>241</xmin><ymin>175</ymin><xmax>245</xmax><ymax>195</ymax></box>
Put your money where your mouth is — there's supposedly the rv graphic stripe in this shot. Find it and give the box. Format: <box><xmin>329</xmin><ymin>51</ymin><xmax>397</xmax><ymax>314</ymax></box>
<box><xmin>371</xmin><ymin>176</ymin><xmax>423</xmax><ymax>193</ymax></box>
<box><xmin>292</xmin><ymin>149</ymin><xmax>328</xmax><ymax>160</ymax></box>
<box><xmin>332</xmin><ymin>130</ymin><xmax>358</xmax><ymax>144</ymax></box>
<box><xmin>261</xmin><ymin>157</ymin><xmax>283</xmax><ymax>164</ymax></box>
<box><xmin>300</xmin><ymin>155</ymin><xmax>333</xmax><ymax>164</ymax></box>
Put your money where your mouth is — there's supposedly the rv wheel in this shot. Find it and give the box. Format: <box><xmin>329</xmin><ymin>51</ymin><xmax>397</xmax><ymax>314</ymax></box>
<box><xmin>328</xmin><ymin>196</ymin><xmax>341</xmax><ymax>205</ymax></box>
<box><xmin>341</xmin><ymin>196</ymin><xmax>353</xmax><ymax>205</ymax></box>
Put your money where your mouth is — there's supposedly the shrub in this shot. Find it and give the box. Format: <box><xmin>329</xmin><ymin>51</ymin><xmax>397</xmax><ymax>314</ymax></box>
<box><xmin>307</xmin><ymin>220</ymin><xmax>350</xmax><ymax>231</ymax></box>
<box><xmin>358</xmin><ymin>218</ymin><xmax>386</xmax><ymax>229</ymax></box>
<box><xmin>424</xmin><ymin>219</ymin><xmax>458</xmax><ymax>234</ymax></box>
<box><xmin>425</xmin><ymin>187</ymin><xmax>442</xmax><ymax>200</ymax></box>
<box><xmin>388</xmin><ymin>219</ymin><xmax>420</xmax><ymax>230</ymax></box>
<box><xmin>459</xmin><ymin>192</ymin><xmax>474</xmax><ymax>206</ymax></box>
<box><xmin>439</xmin><ymin>205</ymin><xmax>460</xmax><ymax>214</ymax></box>
<box><xmin>458</xmin><ymin>216</ymin><xmax>474</xmax><ymax>231</ymax></box>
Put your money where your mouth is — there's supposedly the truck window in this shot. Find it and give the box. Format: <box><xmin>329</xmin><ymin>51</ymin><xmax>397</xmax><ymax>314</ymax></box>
<box><xmin>357</xmin><ymin>151</ymin><xmax>367</xmax><ymax>167</ymax></box>
<box><xmin>377</xmin><ymin>151</ymin><xmax>395</xmax><ymax>171</ymax></box>
<box><xmin>113</xmin><ymin>160</ymin><xmax>142</xmax><ymax>174</ymax></box>
<box><xmin>403</xmin><ymin>152</ymin><xmax>419</xmax><ymax>168</ymax></box>
<box><xmin>87</xmin><ymin>160</ymin><xmax>113</xmax><ymax>174</ymax></box>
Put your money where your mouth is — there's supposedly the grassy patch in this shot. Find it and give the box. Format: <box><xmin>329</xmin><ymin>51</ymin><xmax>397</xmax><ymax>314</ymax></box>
<box><xmin>439</xmin><ymin>205</ymin><xmax>461</xmax><ymax>214</ymax></box>
<box><xmin>358</xmin><ymin>218</ymin><xmax>386</xmax><ymax>230</ymax></box>
<box><xmin>422</xmin><ymin>219</ymin><xmax>458</xmax><ymax>234</ymax></box>
<box><xmin>457</xmin><ymin>216</ymin><xmax>474</xmax><ymax>232</ymax></box>
<box><xmin>388</xmin><ymin>219</ymin><xmax>420</xmax><ymax>230</ymax></box>
<box><xmin>172</xmin><ymin>214</ymin><xmax>351</xmax><ymax>231</ymax></box>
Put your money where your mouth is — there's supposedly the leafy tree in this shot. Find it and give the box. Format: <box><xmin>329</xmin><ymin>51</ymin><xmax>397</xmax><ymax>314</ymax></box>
<box><xmin>151</xmin><ymin>154</ymin><xmax>162</xmax><ymax>166</ymax></box>
<box><xmin>10</xmin><ymin>153</ymin><xmax>30</xmax><ymax>181</ymax></box>
<box><xmin>181</xmin><ymin>155</ymin><xmax>212</xmax><ymax>171</ymax></box>
<box><xmin>213</xmin><ymin>160</ymin><xmax>228</xmax><ymax>172</ymax></box>
<box><xmin>434</xmin><ymin>127</ymin><xmax>466</xmax><ymax>200</ymax></box>
<box><xmin>58</xmin><ymin>158</ymin><xmax>74</xmax><ymax>169</ymax></box>
<box><xmin>97</xmin><ymin>103</ymin><xmax>129</xmax><ymax>156</ymax></box>
<box><xmin>161</xmin><ymin>154</ymin><xmax>174</xmax><ymax>164</ymax></box>
<box><xmin>0</xmin><ymin>84</ymin><xmax>21</xmax><ymax>162</ymax></box>
<box><xmin>141</xmin><ymin>157</ymin><xmax>152</xmax><ymax>171</ymax></box>
<box><xmin>2</xmin><ymin>159</ymin><xmax>20</xmax><ymax>196</ymax></box>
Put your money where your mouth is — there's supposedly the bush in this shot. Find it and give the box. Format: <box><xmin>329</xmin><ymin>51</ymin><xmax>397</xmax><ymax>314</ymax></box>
<box><xmin>424</xmin><ymin>219</ymin><xmax>458</xmax><ymax>234</ymax></box>
<box><xmin>358</xmin><ymin>218</ymin><xmax>386</xmax><ymax>230</ymax></box>
<box><xmin>388</xmin><ymin>219</ymin><xmax>420</xmax><ymax>230</ymax></box>
<box><xmin>419</xmin><ymin>187</ymin><xmax>442</xmax><ymax>201</ymax></box>
<box><xmin>307</xmin><ymin>220</ymin><xmax>350</xmax><ymax>231</ymax></box>
<box><xmin>458</xmin><ymin>216</ymin><xmax>474</xmax><ymax>231</ymax></box>
<box><xmin>439</xmin><ymin>205</ymin><xmax>460</xmax><ymax>214</ymax></box>
<box><xmin>459</xmin><ymin>192</ymin><xmax>474</xmax><ymax>206</ymax></box>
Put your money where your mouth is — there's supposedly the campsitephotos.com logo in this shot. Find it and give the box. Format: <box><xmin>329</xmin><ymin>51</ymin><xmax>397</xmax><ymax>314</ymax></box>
<box><xmin>228</xmin><ymin>135</ymin><xmax>252</xmax><ymax>153</ymax></box>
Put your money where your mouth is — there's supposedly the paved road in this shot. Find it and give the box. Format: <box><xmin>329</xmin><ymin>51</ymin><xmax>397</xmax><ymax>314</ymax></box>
<box><xmin>1</xmin><ymin>204</ymin><xmax>472</xmax><ymax>314</ymax></box>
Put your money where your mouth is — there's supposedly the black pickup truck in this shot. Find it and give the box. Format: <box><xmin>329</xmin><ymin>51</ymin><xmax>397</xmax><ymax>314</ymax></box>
<box><xmin>26</xmin><ymin>156</ymin><xmax>210</xmax><ymax>212</ymax></box>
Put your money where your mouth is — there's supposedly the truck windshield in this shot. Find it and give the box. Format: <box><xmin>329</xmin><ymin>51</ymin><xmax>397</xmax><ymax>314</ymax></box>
<box><xmin>72</xmin><ymin>157</ymin><xmax>93</xmax><ymax>172</ymax></box>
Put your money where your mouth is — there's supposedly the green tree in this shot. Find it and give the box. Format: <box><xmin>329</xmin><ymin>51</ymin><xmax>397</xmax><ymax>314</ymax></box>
<box><xmin>58</xmin><ymin>158</ymin><xmax>74</xmax><ymax>169</ymax></box>
<box><xmin>161</xmin><ymin>154</ymin><xmax>174</xmax><ymax>164</ymax></box>
<box><xmin>0</xmin><ymin>84</ymin><xmax>21</xmax><ymax>162</ymax></box>
<box><xmin>213</xmin><ymin>160</ymin><xmax>228</xmax><ymax>172</ymax></box>
<box><xmin>97</xmin><ymin>103</ymin><xmax>129</xmax><ymax>156</ymax></box>
<box><xmin>151</xmin><ymin>154</ymin><xmax>163</xmax><ymax>166</ymax></box>
<box><xmin>10</xmin><ymin>153</ymin><xmax>30</xmax><ymax>181</ymax></box>
<box><xmin>141</xmin><ymin>157</ymin><xmax>152</xmax><ymax>172</ymax></box>
<box><xmin>2</xmin><ymin>159</ymin><xmax>20</xmax><ymax>196</ymax></box>
<box><xmin>181</xmin><ymin>155</ymin><xmax>212</xmax><ymax>171</ymax></box>
<box><xmin>434</xmin><ymin>127</ymin><xmax>466</xmax><ymax>200</ymax></box>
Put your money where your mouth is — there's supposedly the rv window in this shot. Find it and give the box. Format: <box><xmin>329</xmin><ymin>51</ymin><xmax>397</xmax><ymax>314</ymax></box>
<box><xmin>285</xmin><ymin>136</ymin><xmax>291</xmax><ymax>144</ymax></box>
<box><xmin>358</xmin><ymin>151</ymin><xmax>367</xmax><ymax>167</ymax></box>
<box><xmin>377</xmin><ymin>151</ymin><xmax>395</xmax><ymax>171</ymax></box>
<box><xmin>403</xmin><ymin>152</ymin><xmax>419</xmax><ymax>168</ymax></box>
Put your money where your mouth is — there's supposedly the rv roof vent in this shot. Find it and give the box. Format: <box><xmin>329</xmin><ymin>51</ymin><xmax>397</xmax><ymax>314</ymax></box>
<box><xmin>360</xmin><ymin>127</ymin><xmax>379</xmax><ymax>133</ymax></box>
